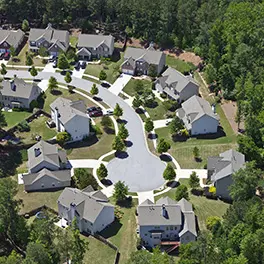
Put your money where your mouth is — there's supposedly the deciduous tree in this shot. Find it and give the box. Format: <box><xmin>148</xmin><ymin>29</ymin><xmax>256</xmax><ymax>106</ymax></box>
<box><xmin>144</xmin><ymin>118</ymin><xmax>154</xmax><ymax>133</ymax></box>
<box><xmin>113</xmin><ymin>103</ymin><xmax>123</xmax><ymax>119</ymax></box>
<box><xmin>90</xmin><ymin>84</ymin><xmax>98</xmax><ymax>96</ymax></box>
<box><xmin>64</xmin><ymin>71</ymin><xmax>72</xmax><ymax>83</ymax></box>
<box><xmin>97</xmin><ymin>163</ymin><xmax>108</xmax><ymax>179</ymax></box>
<box><xmin>175</xmin><ymin>184</ymin><xmax>189</xmax><ymax>201</ymax></box>
<box><xmin>56</xmin><ymin>131</ymin><xmax>71</xmax><ymax>145</ymax></box>
<box><xmin>30</xmin><ymin>66</ymin><xmax>38</xmax><ymax>77</ymax></box>
<box><xmin>163</xmin><ymin>164</ymin><xmax>176</xmax><ymax>181</ymax></box>
<box><xmin>113</xmin><ymin>181</ymin><xmax>129</xmax><ymax>203</ymax></box>
<box><xmin>118</xmin><ymin>123</ymin><xmax>129</xmax><ymax>140</ymax></box>
<box><xmin>112</xmin><ymin>135</ymin><xmax>125</xmax><ymax>152</ymax></box>
<box><xmin>157</xmin><ymin>138</ymin><xmax>170</xmax><ymax>154</ymax></box>
<box><xmin>189</xmin><ymin>171</ymin><xmax>200</xmax><ymax>189</ymax></box>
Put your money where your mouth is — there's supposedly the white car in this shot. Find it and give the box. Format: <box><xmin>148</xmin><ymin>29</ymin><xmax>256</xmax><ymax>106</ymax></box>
<box><xmin>105</xmin><ymin>109</ymin><xmax>114</xmax><ymax>115</ymax></box>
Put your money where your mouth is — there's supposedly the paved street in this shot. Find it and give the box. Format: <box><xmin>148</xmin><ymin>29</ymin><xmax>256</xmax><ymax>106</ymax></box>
<box><xmin>7</xmin><ymin>70</ymin><xmax>166</xmax><ymax>192</ymax></box>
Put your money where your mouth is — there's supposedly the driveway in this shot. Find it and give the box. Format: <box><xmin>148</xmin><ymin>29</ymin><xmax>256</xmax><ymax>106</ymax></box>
<box><xmin>43</xmin><ymin>62</ymin><xmax>56</xmax><ymax>73</ymax></box>
<box><xmin>153</xmin><ymin>119</ymin><xmax>173</xmax><ymax>129</ymax></box>
<box><xmin>108</xmin><ymin>73</ymin><xmax>132</xmax><ymax>95</ymax></box>
<box><xmin>72</xmin><ymin>68</ymin><xmax>85</xmax><ymax>78</ymax></box>
<box><xmin>69</xmin><ymin>159</ymin><xmax>107</xmax><ymax>169</ymax></box>
<box><xmin>6</xmin><ymin>70</ymin><xmax>166</xmax><ymax>192</ymax></box>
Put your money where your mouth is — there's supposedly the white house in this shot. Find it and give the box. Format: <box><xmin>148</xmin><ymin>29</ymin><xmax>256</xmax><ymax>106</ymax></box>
<box><xmin>176</xmin><ymin>95</ymin><xmax>219</xmax><ymax>135</ymax></box>
<box><xmin>50</xmin><ymin>97</ymin><xmax>90</xmax><ymax>142</ymax></box>
<box><xmin>137</xmin><ymin>197</ymin><xmax>197</xmax><ymax>249</ymax></box>
<box><xmin>58</xmin><ymin>186</ymin><xmax>115</xmax><ymax>234</ymax></box>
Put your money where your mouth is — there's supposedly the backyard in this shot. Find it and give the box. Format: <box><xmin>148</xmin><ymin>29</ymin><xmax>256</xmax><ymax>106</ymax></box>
<box><xmin>2</xmin><ymin>111</ymin><xmax>31</xmax><ymax>129</ymax></box>
<box><xmin>155</xmin><ymin>179</ymin><xmax>230</xmax><ymax>231</ymax></box>
<box><xmin>166</xmin><ymin>55</ymin><xmax>196</xmax><ymax>73</ymax></box>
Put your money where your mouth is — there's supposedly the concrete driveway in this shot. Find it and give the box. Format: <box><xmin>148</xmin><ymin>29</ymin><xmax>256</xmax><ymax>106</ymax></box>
<box><xmin>108</xmin><ymin>73</ymin><xmax>132</xmax><ymax>95</ymax></box>
<box><xmin>7</xmin><ymin>70</ymin><xmax>166</xmax><ymax>192</ymax></box>
<box><xmin>43</xmin><ymin>62</ymin><xmax>56</xmax><ymax>73</ymax></box>
<box><xmin>153</xmin><ymin>119</ymin><xmax>173</xmax><ymax>129</ymax></box>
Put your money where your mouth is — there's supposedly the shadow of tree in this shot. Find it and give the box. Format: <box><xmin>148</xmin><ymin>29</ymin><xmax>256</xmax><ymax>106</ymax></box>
<box><xmin>125</xmin><ymin>140</ymin><xmax>133</xmax><ymax>147</ymax></box>
<box><xmin>64</xmin><ymin>135</ymin><xmax>99</xmax><ymax>150</ymax></box>
<box><xmin>50</xmin><ymin>90</ymin><xmax>62</xmax><ymax>96</ymax></box>
<box><xmin>115</xmin><ymin>151</ymin><xmax>129</xmax><ymax>159</ymax></box>
<box><xmin>100</xmin><ymin>218</ymin><xmax>123</xmax><ymax>239</ymax></box>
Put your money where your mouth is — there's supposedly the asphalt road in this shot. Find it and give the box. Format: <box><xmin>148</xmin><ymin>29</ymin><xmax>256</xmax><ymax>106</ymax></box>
<box><xmin>7</xmin><ymin>70</ymin><xmax>166</xmax><ymax>192</ymax></box>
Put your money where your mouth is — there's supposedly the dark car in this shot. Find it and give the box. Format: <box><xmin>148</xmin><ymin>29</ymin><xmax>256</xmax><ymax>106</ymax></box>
<box><xmin>48</xmin><ymin>55</ymin><xmax>56</xmax><ymax>62</ymax></box>
<box><xmin>0</xmin><ymin>52</ymin><xmax>4</xmax><ymax>59</ymax></box>
<box><xmin>87</xmin><ymin>106</ymin><xmax>101</xmax><ymax>113</ymax></box>
<box><xmin>81</xmin><ymin>61</ymin><xmax>87</xmax><ymax>69</ymax></box>
<box><xmin>101</xmin><ymin>81</ymin><xmax>111</xmax><ymax>88</ymax></box>
<box><xmin>89</xmin><ymin>110</ymin><xmax>103</xmax><ymax>117</ymax></box>
<box><xmin>3</xmin><ymin>52</ymin><xmax>10</xmax><ymax>60</ymax></box>
<box><xmin>61</xmin><ymin>70</ymin><xmax>72</xmax><ymax>76</ymax></box>
<box><xmin>74</xmin><ymin>61</ymin><xmax>80</xmax><ymax>70</ymax></box>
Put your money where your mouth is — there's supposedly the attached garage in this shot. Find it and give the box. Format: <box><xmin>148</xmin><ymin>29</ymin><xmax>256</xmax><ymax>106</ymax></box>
<box><xmin>122</xmin><ymin>69</ymin><xmax>134</xmax><ymax>75</ymax></box>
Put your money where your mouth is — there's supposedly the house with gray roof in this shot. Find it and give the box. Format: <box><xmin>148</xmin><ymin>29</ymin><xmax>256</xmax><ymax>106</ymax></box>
<box><xmin>29</xmin><ymin>24</ymin><xmax>69</xmax><ymax>56</ymax></box>
<box><xmin>121</xmin><ymin>46</ymin><xmax>166</xmax><ymax>76</ymax></box>
<box><xmin>0</xmin><ymin>77</ymin><xmax>41</xmax><ymax>109</ymax></box>
<box><xmin>76</xmin><ymin>34</ymin><xmax>114</xmax><ymax>60</ymax></box>
<box><xmin>58</xmin><ymin>186</ymin><xmax>114</xmax><ymax>234</ymax></box>
<box><xmin>176</xmin><ymin>95</ymin><xmax>219</xmax><ymax>135</ymax></box>
<box><xmin>0</xmin><ymin>29</ymin><xmax>25</xmax><ymax>54</ymax></box>
<box><xmin>50</xmin><ymin>97</ymin><xmax>90</xmax><ymax>142</ymax></box>
<box><xmin>155</xmin><ymin>67</ymin><xmax>199</xmax><ymax>102</ymax></box>
<box><xmin>27</xmin><ymin>140</ymin><xmax>68</xmax><ymax>173</ymax></box>
<box><xmin>137</xmin><ymin>197</ymin><xmax>197</xmax><ymax>248</ymax></box>
<box><xmin>207</xmin><ymin>149</ymin><xmax>245</xmax><ymax>199</ymax></box>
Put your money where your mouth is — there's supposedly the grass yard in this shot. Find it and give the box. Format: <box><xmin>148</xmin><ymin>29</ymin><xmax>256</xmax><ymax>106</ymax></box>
<box><xmin>69</xmin><ymin>36</ymin><xmax>78</xmax><ymax>48</ymax></box>
<box><xmin>123</xmin><ymin>79</ymin><xmax>152</xmax><ymax>97</ymax></box>
<box><xmin>155</xmin><ymin>179</ymin><xmax>229</xmax><ymax>231</ymax></box>
<box><xmin>100</xmin><ymin>199</ymin><xmax>138</xmax><ymax>263</ymax></box>
<box><xmin>166</xmin><ymin>55</ymin><xmax>196</xmax><ymax>74</ymax></box>
<box><xmin>82</xmin><ymin>75</ymin><xmax>101</xmax><ymax>84</ymax></box>
<box><xmin>145</xmin><ymin>98</ymin><xmax>168</xmax><ymax>121</ymax></box>
<box><xmin>16</xmin><ymin>184</ymin><xmax>63</xmax><ymax>214</ymax></box>
<box><xmin>14</xmin><ymin>116</ymin><xmax>57</xmax><ymax>144</ymax></box>
<box><xmin>7</xmin><ymin>43</ymin><xmax>46</xmax><ymax>67</ymax></box>
<box><xmin>3</xmin><ymin>111</ymin><xmax>31</xmax><ymax>129</ymax></box>
<box><xmin>84</xmin><ymin>52</ymin><xmax>124</xmax><ymax>84</ymax></box>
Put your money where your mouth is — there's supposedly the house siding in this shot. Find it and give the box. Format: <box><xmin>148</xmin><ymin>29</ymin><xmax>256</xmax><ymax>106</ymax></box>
<box><xmin>157</xmin><ymin>53</ymin><xmax>166</xmax><ymax>75</ymax></box>
<box><xmin>93</xmin><ymin>206</ymin><xmax>115</xmax><ymax>233</ymax></box>
<box><xmin>179</xmin><ymin>82</ymin><xmax>199</xmax><ymax>102</ymax></box>
<box><xmin>191</xmin><ymin>115</ymin><xmax>218</xmax><ymax>135</ymax></box>
<box><xmin>215</xmin><ymin>175</ymin><xmax>233</xmax><ymax>200</ymax></box>
<box><xmin>180</xmin><ymin>231</ymin><xmax>196</xmax><ymax>244</ymax></box>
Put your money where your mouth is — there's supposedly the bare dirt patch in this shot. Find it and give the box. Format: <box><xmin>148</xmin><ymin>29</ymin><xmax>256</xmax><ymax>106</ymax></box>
<box><xmin>164</xmin><ymin>50</ymin><xmax>202</xmax><ymax>66</ymax></box>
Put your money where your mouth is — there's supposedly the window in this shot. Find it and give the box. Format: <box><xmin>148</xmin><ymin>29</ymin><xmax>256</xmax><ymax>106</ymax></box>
<box><xmin>52</xmin><ymin>183</ymin><xmax>55</xmax><ymax>186</ymax></box>
<box><xmin>104</xmin><ymin>48</ymin><xmax>108</xmax><ymax>52</ymax></box>
<box><xmin>170</xmin><ymin>226</ymin><xmax>173</xmax><ymax>230</ymax></box>
<box><xmin>145</xmin><ymin>234</ymin><xmax>148</xmax><ymax>237</ymax></box>
<box><xmin>174</xmin><ymin>227</ymin><xmax>177</xmax><ymax>230</ymax></box>
<box><xmin>41</xmin><ymin>184</ymin><xmax>44</xmax><ymax>187</ymax></box>
<box><xmin>166</xmin><ymin>227</ymin><xmax>169</xmax><ymax>230</ymax></box>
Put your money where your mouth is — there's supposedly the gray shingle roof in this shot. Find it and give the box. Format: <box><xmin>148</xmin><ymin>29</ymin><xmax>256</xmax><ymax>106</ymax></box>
<box><xmin>0</xmin><ymin>78</ymin><xmax>40</xmax><ymax>99</ymax></box>
<box><xmin>0</xmin><ymin>29</ymin><xmax>24</xmax><ymax>47</ymax></box>
<box><xmin>124</xmin><ymin>47</ymin><xmax>164</xmax><ymax>65</ymax></box>
<box><xmin>177</xmin><ymin>198</ymin><xmax>193</xmax><ymax>212</ymax></box>
<box><xmin>179</xmin><ymin>95</ymin><xmax>219</xmax><ymax>124</ymax></box>
<box><xmin>179</xmin><ymin>211</ymin><xmax>197</xmax><ymax>237</ymax></box>
<box><xmin>77</xmin><ymin>34</ymin><xmax>114</xmax><ymax>49</ymax></box>
<box><xmin>208</xmin><ymin>149</ymin><xmax>245</xmax><ymax>181</ymax></box>
<box><xmin>23</xmin><ymin>168</ymin><xmax>71</xmax><ymax>186</ymax></box>
<box><xmin>58</xmin><ymin>187</ymin><xmax>114</xmax><ymax>223</ymax></box>
<box><xmin>27</xmin><ymin>140</ymin><xmax>65</xmax><ymax>171</ymax></box>
<box><xmin>50</xmin><ymin>97</ymin><xmax>89</xmax><ymax>125</ymax></box>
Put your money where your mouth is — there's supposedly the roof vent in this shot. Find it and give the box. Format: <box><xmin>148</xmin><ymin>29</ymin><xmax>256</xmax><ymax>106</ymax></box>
<box><xmin>161</xmin><ymin>204</ymin><xmax>168</xmax><ymax>219</ymax></box>
<box><xmin>34</xmin><ymin>147</ymin><xmax>41</xmax><ymax>157</ymax></box>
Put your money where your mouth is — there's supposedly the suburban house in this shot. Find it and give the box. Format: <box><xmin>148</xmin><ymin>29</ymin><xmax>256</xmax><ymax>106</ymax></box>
<box><xmin>58</xmin><ymin>186</ymin><xmax>115</xmax><ymax>234</ymax></box>
<box><xmin>207</xmin><ymin>149</ymin><xmax>245</xmax><ymax>199</ymax></box>
<box><xmin>23</xmin><ymin>140</ymin><xmax>70</xmax><ymax>191</ymax></box>
<box><xmin>50</xmin><ymin>97</ymin><xmax>90</xmax><ymax>141</ymax></box>
<box><xmin>76</xmin><ymin>34</ymin><xmax>114</xmax><ymax>60</ymax></box>
<box><xmin>137</xmin><ymin>197</ymin><xmax>197</xmax><ymax>249</ymax></box>
<box><xmin>176</xmin><ymin>95</ymin><xmax>219</xmax><ymax>135</ymax></box>
<box><xmin>29</xmin><ymin>24</ymin><xmax>69</xmax><ymax>56</ymax></box>
<box><xmin>155</xmin><ymin>67</ymin><xmax>199</xmax><ymax>102</ymax></box>
<box><xmin>121</xmin><ymin>46</ymin><xmax>166</xmax><ymax>76</ymax></box>
<box><xmin>27</xmin><ymin>140</ymin><xmax>68</xmax><ymax>173</ymax></box>
<box><xmin>0</xmin><ymin>29</ymin><xmax>25</xmax><ymax>53</ymax></box>
<box><xmin>0</xmin><ymin>78</ymin><xmax>41</xmax><ymax>109</ymax></box>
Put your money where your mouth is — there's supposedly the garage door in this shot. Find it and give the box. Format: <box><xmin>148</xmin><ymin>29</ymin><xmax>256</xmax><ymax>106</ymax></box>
<box><xmin>122</xmin><ymin>69</ymin><xmax>134</xmax><ymax>75</ymax></box>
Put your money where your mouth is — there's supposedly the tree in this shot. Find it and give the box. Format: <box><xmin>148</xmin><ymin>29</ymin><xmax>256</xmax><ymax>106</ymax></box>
<box><xmin>25</xmin><ymin>243</ymin><xmax>52</xmax><ymax>264</ymax></box>
<box><xmin>163</xmin><ymin>164</ymin><xmax>176</xmax><ymax>181</ymax></box>
<box><xmin>189</xmin><ymin>171</ymin><xmax>200</xmax><ymax>189</ymax></box>
<box><xmin>132</xmin><ymin>94</ymin><xmax>142</xmax><ymax>109</ymax></box>
<box><xmin>204</xmin><ymin>64</ymin><xmax>217</xmax><ymax>84</ymax></box>
<box><xmin>0</xmin><ymin>111</ymin><xmax>7</xmax><ymax>128</ymax></box>
<box><xmin>9</xmin><ymin>46</ymin><xmax>16</xmax><ymax>57</ymax></box>
<box><xmin>90</xmin><ymin>84</ymin><xmax>99</xmax><ymax>96</ymax></box>
<box><xmin>118</xmin><ymin>123</ymin><xmax>129</xmax><ymax>140</ymax></box>
<box><xmin>144</xmin><ymin>118</ymin><xmax>154</xmax><ymax>133</ymax></box>
<box><xmin>193</xmin><ymin>146</ymin><xmax>200</xmax><ymax>161</ymax></box>
<box><xmin>48</xmin><ymin>76</ymin><xmax>58</xmax><ymax>92</ymax></box>
<box><xmin>113</xmin><ymin>103</ymin><xmax>123</xmax><ymax>119</ymax></box>
<box><xmin>56</xmin><ymin>131</ymin><xmax>71</xmax><ymax>145</ymax></box>
<box><xmin>30</xmin><ymin>66</ymin><xmax>38</xmax><ymax>77</ymax></box>
<box><xmin>38</xmin><ymin>47</ymin><xmax>48</xmax><ymax>57</ymax></box>
<box><xmin>64</xmin><ymin>71</ymin><xmax>72</xmax><ymax>83</ymax></box>
<box><xmin>99</xmin><ymin>70</ymin><xmax>107</xmax><ymax>80</ymax></box>
<box><xmin>57</xmin><ymin>53</ymin><xmax>69</xmax><ymax>69</ymax></box>
<box><xmin>113</xmin><ymin>181</ymin><xmax>128</xmax><ymax>203</ymax></box>
<box><xmin>22</xmin><ymin>19</ymin><xmax>29</xmax><ymax>32</ymax></box>
<box><xmin>157</xmin><ymin>138</ymin><xmax>171</xmax><ymax>154</ymax></box>
<box><xmin>74</xmin><ymin>168</ymin><xmax>98</xmax><ymax>190</ymax></box>
<box><xmin>26</xmin><ymin>54</ymin><xmax>33</xmax><ymax>66</ymax></box>
<box><xmin>67</xmin><ymin>85</ymin><xmax>74</xmax><ymax>94</ymax></box>
<box><xmin>148</xmin><ymin>64</ymin><xmax>157</xmax><ymax>78</ymax></box>
<box><xmin>175</xmin><ymin>184</ymin><xmax>189</xmax><ymax>201</ymax></box>
<box><xmin>97</xmin><ymin>163</ymin><xmax>108</xmax><ymax>180</ymax></box>
<box><xmin>0</xmin><ymin>63</ymin><xmax>7</xmax><ymax>76</ymax></box>
<box><xmin>206</xmin><ymin>216</ymin><xmax>222</xmax><ymax>232</ymax></box>
<box><xmin>169</xmin><ymin>116</ymin><xmax>183</xmax><ymax>135</ymax></box>
<box><xmin>101</xmin><ymin>116</ymin><xmax>112</xmax><ymax>128</ymax></box>
<box><xmin>66</xmin><ymin>49</ymin><xmax>77</xmax><ymax>61</ymax></box>
<box><xmin>112</xmin><ymin>135</ymin><xmax>125</xmax><ymax>152</ymax></box>
<box><xmin>134</xmin><ymin>80</ymin><xmax>144</xmax><ymax>94</ymax></box>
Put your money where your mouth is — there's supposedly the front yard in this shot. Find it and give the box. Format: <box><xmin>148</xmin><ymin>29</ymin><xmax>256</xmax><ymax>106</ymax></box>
<box><xmin>123</xmin><ymin>79</ymin><xmax>152</xmax><ymax>97</ymax></box>
<box><xmin>155</xmin><ymin>179</ymin><xmax>230</xmax><ymax>230</ymax></box>
<box><xmin>2</xmin><ymin>111</ymin><xmax>31</xmax><ymax>129</ymax></box>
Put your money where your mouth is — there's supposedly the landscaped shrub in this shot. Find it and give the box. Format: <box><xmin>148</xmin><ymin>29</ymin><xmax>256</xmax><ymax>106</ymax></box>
<box><xmin>160</xmin><ymin>93</ymin><xmax>167</xmax><ymax>99</ymax></box>
<box><xmin>209</xmin><ymin>186</ymin><xmax>216</xmax><ymax>194</ymax></box>
<box><xmin>17</xmin><ymin>120</ymin><xmax>30</xmax><ymax>132</ymax></box>
<box><xmin>29</xmin><ymin>100</ymin><xmax>39</xmax><ymax>110</ymax></box>
<box><xmin>74</xmin><ymin>168</ymin><xmax>98</xmax><ymax>190</ymax></box>
<box><xmin>91</xmin><ymin>124</ymin><xmax>102</xmax><ymax>135</ymax></box>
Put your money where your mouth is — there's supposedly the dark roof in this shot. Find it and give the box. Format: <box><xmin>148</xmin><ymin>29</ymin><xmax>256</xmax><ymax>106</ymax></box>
<box><xmin>77</xmin><ymin>34</ymin><xmax>114</xmax><ymax>49</ymax></box>
<box><xmin>0</xmin><ymin>29</ymin><xmax>24</xmax><ymax>47</ymax></box>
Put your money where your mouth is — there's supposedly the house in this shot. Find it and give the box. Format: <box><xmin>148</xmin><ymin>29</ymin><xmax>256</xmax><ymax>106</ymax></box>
<box><xmin>155</xmin><ymin>67</ymin><xmax>199</xmax><ymax>102</ymax></box>
<box><xmin>207</xmin><ymin>149</ymin><xmax>245</xmax><ymax>199</ymax></box>
<box><xmin>121</xmin><ymin>46</ymin><xmax>166</xmax><ymax>76</ymax></box>
<box><xmin>0</xmin><ymin>29</ymin><xmax>25</xmax><ymax>53</ymax></box>
<box><xmin>137</xmin><ymin>197</ymin><xmax>197</xmax><ymax>248</ymax></box>
<box><xmin>176</xmin><ymin>95</ymin><xmax>219</xmax><ymax>135</ymax></box>
<box><xmin>58</xmin><ymin>186</ymin><xmax>115</xmax><ymax>234</ymax></box>
<box><xmin>23</xmin><ymin>168</ymin><xmax>71</xmax><ymax>192</ymax></box>
<box><xmin>76</xmin><ymin>34</ymin><xmax>114</xmax><ymax>60</ymax></box>
<box><xmin>0</xmin><ymin>78</ymin><xmax>41</xmax><ymax>109</ymax></box>
<box><xmin>27</xmin><ymin>140</ymin><xmax>68</xmax><ymax>173</ymax></box>
<box><xmin>29</xmin><ymin>24</ymin><xmax>69</xmax><ymax>56</ymax></box>
<box><xmin>50</xmin><ymin>97</ymin><xmax>90</xmax><ymax>141</ymax></box>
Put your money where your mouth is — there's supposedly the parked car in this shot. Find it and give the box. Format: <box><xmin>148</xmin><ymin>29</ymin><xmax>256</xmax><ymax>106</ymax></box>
<box><xmin>48</xmin><ymin>55</ymin><xmax>56</xmax><ymax>62</ymax></box>
<box><xmin>87</xmin><ymin>106</ymin><xmax>101</xmax><ymax>113</ymax></box>
<box><xmin>101</xmin><ymin>81</ymin><xmax>111</xmax><ymax>88</ymax></box>
<box><xmin>105</xmin><ymin>109</ymin><xmax>114</xmax><ymax>115</ymax></box>
<box><xmin>81</xmin><ymin>61</ymin><xmax>87</xmax><ymax>69</ymax></box>
<box><xmin>3</xmin><ymin>52</ymin><xmax>10</xmax><ymax>60</ymax></box>
<box><xmin>89</xmin><ymin>110</ymin><xmax>103</xmax><ymax>117</ymax></box>
<box><xmin>74</xmin><ymin>61</ymin><xmax>80</xmax><ymax>70</ymax></box>
<box><xmin>52</xmin><ymin>60</ymin><xmax>57</xmax><ymax>68</ymax></box>
<box><xmin>61</xmin><ymin>70</ymin><xmax>72</xmax><ymax>76</ymax></box>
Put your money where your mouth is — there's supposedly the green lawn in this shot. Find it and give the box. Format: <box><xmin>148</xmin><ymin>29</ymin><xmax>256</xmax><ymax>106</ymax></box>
<box><xmin>123</xmin><ymin>79</ymin><xmax>152</xmax><ymax>97</ymax></box>
<box><xmin>69</xmin><ymin>36</ymin><xmax>78</xmax><ymax>48</ymax></box>
<box><xmin>14</xmin><ymin>116</ymin><xmax>57</xmax><ymax>144</ymax></box>
<box><xmin>145</xmin><ymin>98</ymin><xmax>168</xmax><ymax>121</ymax></box>
<box><xmin>155</xmin><ymin>179</ymin><xmax>229</xmax><ymax>231</ymax></box>
<box><xmin>100</xmin><ymin>199</ymin><xmax>138</xmax><ymax>263</ymax></box>
<box><xmin>3</xmin><ymin>111</ymin><xmax>31</xmax><ymax>129</ymax></box>
<box><xmin>166</xmin><ymin>55</ymin><xmax>196</xmax><ymax>73</ymax></box>
<box><xmin>84</xmin><ymin>52</ymin><xmax>124</xmax><ymax>84</ymax></box>
<box><xmin>82</xmin><ymin>75</ymin><xmax>101</xmax><ymax>84</ymax></box>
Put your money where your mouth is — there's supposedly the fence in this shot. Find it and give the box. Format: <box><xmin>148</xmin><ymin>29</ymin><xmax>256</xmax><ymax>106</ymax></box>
<box><xmin>20</xmin><ymin>204</ymin><xmax>58</xmax><ymax>217</ymax></box>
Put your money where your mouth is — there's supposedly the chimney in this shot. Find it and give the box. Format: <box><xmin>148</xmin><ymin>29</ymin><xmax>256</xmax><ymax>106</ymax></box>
<box><xmin>10</xmin><ymin>80</ymin><xmax>16</xmax><ymax>92</ymax></box>
<box><xmin>34</xmin><ymin>147</ymin><xmax>41</xmax><ymax>157</ymax></box>
<box><xmin>69</xmin><ymin>203</ymin><xmax>76</xmax><ymax>223</ymax></box>
<box><xmin>54</xmin><ymin>107</ymin><xmax>60</xmax><ymax>131</ymax></box>
<box><xmin>161</xmin><ymin>204</ymin><xmax>168</xmax><ymax>219</ymax></box>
